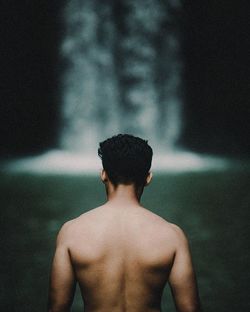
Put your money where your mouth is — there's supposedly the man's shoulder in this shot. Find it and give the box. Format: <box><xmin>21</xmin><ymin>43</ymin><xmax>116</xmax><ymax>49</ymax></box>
<box><xmin>56</xmin><ymin>219</ymin><xmax>77</xmax><ymax>245</ymax></box>
<box><xmin>160</xmin><ymin>222</ymin><xmax>190</xmax><ymax>254</ymax></box>
<box><xmin>167</xmin><ymin>222</ymin><xmax>188</xmax><ymax>243</ymax></box>
<box><xmin>142</xmin><ymin>208</ymin><xmax>178</xmax><ymax>229</ymax></box>
<box><xmin>56</xmin><ymin>207</ymin><xmax>104</xmax><ymax>243</ymax></box>
<box><xmin>139</xmin><ymin>208</ymin><xmax>187</xmax><ymax>243</ymax></box>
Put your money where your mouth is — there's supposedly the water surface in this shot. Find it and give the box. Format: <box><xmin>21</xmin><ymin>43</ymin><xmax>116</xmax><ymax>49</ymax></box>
<box><xmin>1</xmin><ymin>168</ymin><xmax>250</xmax><ymax>311</ymax></box>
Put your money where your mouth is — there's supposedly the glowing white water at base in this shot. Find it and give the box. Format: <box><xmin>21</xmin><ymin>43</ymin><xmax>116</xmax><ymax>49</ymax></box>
<box><xmin>3</xmin><ymin>150</ymin><xmax>229</xmax><ymax>175</ymax></box>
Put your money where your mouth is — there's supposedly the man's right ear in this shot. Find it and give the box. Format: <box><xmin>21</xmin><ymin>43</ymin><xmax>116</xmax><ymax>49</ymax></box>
<box><xmin>100</xmin><ymin>169</ymin><xmax>108</xmax><ymax>183</ymax></box>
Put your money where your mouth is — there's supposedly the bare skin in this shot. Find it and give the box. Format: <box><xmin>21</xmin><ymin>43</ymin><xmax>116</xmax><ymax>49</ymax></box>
<box><xmin>48</xmin><ymin>171</ymin><xmax>201</xmax><ymax>312</ymax></box>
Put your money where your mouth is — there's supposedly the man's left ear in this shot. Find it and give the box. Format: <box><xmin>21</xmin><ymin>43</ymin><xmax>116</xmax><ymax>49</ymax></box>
<box><xmin>145</xmin><ymin>171</ymin><xmax>153</xmax><ymax>186</ymax></box>
<box><xmin>100</xmin><ymin>169</ymin><xmax>108</xmax><ymax>183</ymax></box>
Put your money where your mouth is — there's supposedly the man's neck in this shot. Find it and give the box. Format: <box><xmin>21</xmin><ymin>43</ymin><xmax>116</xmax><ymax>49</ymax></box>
<box><xmin>106</xmin><ymin>183</ymin><xmax>143</xmax><ymax>206</ymax></box>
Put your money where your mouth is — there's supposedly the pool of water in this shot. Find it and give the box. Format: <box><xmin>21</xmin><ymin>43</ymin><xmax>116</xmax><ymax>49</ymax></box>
<box><xmin>1</xmin><ymin>167</ymin><xmax>250</xmax><ymax>311</ymax></box>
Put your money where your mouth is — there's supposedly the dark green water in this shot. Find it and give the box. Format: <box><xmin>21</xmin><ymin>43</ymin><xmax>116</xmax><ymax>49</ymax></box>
<box><xmin>1</xmin><ymin>168</ymin><xmax>250</xmax><ymax>311</ymax></box>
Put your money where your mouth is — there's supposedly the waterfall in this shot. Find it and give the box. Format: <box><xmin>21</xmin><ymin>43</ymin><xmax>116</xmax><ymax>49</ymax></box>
<box><xmin>59</xmin><ymin>0</ymin><xmax>183</xmax><ymax>153</ymax></box>
<box><xmin>4</xmin><ymin>0</ymin><xmax>229</xmax><ymax>174</ymax></box>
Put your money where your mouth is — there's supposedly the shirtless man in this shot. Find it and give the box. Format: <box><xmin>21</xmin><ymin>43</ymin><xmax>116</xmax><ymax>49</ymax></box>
<box><xmin>48</xmin><ymin>134</ymin><xmax>202</xmax><ymax>312</ymax></box>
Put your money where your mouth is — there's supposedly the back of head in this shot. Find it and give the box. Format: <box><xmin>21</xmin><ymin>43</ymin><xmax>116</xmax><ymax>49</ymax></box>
<box><xmin>98</xmin><ymin>134</ymin><xmax>153</xmax><ymax>187</ymax></box>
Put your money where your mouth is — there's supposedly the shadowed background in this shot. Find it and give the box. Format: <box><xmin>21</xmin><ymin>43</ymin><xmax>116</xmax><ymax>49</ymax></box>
<box><xmin>1</xmin><ymin>0</ymin><xmax>250</xmax><ymax>311</ymax></box>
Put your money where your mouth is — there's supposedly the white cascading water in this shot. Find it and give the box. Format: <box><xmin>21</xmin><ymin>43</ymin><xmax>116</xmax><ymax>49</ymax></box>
<box><xmin>4</xmin><ymin>0</ymin><xmax>228</xmax><ymax>174</ymax></box>
<box><xmin>59</xmin><ymin>0</ymin><xmax>182</xmax><ymax>154</ymax></box>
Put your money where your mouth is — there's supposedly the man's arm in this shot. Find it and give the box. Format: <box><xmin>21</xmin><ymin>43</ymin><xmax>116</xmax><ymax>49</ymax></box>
<box><xmin>48</xmin><ymin>223</ymin><xmax>76</xmax><ymax>312</ymax></box>
<box><xmin>168</xmin><ymin>226</ymin><xmax>202</xmax><ymax>312</ymax></box>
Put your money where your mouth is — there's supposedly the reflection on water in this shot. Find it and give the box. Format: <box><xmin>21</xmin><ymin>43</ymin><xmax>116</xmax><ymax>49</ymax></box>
<box><xmin>1</xmin><ymin>168</ymin><xmax>250</xmax><ymax>311</ymax></box>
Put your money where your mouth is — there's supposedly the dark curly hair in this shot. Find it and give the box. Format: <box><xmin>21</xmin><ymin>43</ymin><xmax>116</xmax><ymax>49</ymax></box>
<box><xmin>98</xmin><ymin>134</ymin><xmax>153</xmax><ymax>186</ymax></box>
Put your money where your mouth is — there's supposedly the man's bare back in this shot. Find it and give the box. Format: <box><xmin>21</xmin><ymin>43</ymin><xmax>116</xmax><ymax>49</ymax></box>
<box><xmin>48</xmin><ymin>202</ymin><xmax>200</xmax><ymax>312</ymax></box>
<box><xmin>48</xmin><ymin>135</ymin><xmax>201</xmax><ymax>312</ymax></box>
